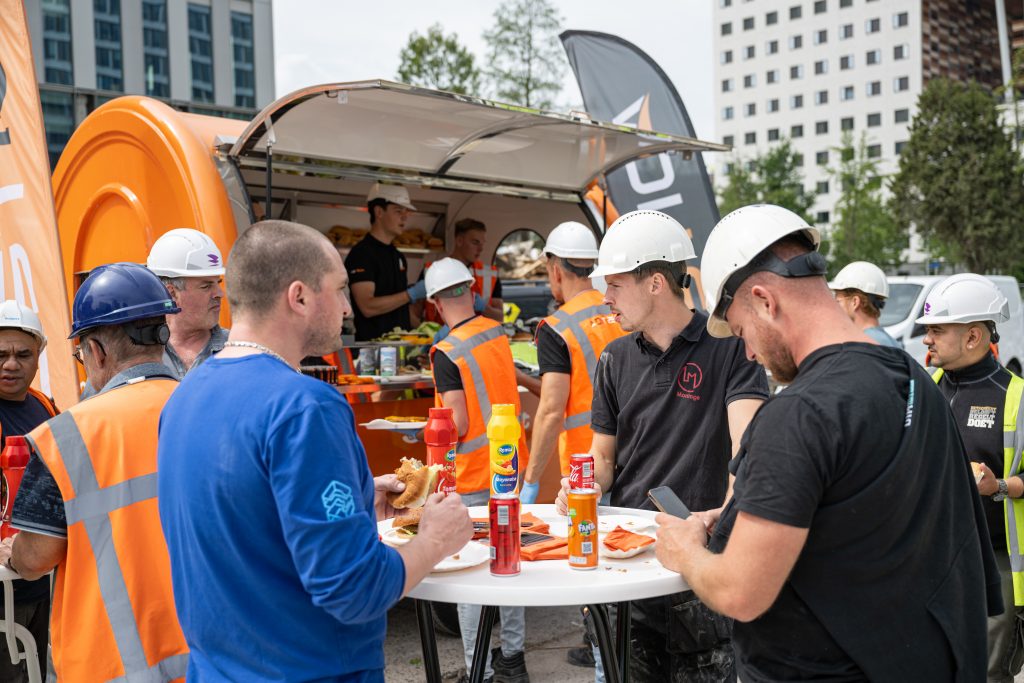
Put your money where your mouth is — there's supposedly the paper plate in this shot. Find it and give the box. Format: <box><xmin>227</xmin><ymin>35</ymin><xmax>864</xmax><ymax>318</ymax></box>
<box><xmin>597</xmin><ymin>515</ymin><xmax>658</xmax><ymax>535</ymax></box>
<box><xmin>381</xmin><ymin>527</ymin><xmax>416</xmax><ymax>548</ymax></box>
<box><xmin>433</xmin><ymin>541</ymin><xmax>490</xmax><ymax>573</ymax></box>
<box><xmin>360</xmin><ymin>419</ymin><xmax>428</xmax><ymax>431</ymax></box>
<box><xmin>598</xmin><ymin>539</ymin><xmax>655</xmax><ymax>559</ymax></box>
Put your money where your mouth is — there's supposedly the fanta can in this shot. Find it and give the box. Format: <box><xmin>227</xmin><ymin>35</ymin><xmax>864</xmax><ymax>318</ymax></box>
<box><xmin>567</xmin><ymin>489</ymin><xmax>599</xmax><ymax>570</ymax></box>
<box><xmin>487</xmin><ymin>404</ymin><xmax>520</xmax><ymax>496</ymax></box>
<box><xmin>424</xmin><ymin>407</ymin><xmax>457</xmax><ymax>495</ymax></box>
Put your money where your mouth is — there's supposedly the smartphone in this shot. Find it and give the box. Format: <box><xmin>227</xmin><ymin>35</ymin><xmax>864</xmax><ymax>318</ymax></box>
<box><xmin>647</xmin><ymin>486</ymin><xmax>692</xmax><ymax>519</ymax></box>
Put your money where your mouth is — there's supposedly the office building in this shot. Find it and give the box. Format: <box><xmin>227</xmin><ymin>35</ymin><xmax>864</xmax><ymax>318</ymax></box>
<box><xmin>713</xmin><ymin>0</ymin><xmax>1007</xmax><ymax>230</ymax></box>
<box><xmin>25</xmin><ymin>0</ymin><xmax>275</xmax><ymax>167</ymax></box>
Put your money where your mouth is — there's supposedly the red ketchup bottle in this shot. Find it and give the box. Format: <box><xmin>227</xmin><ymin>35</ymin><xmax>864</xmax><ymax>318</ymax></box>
<box><xmin>1</xmin><ymin>436</ymin><xmax>31</xmax><ymax>540</ymax></box>
<box><xmin>424</xmin><ymin>407</ymin><xmax>457</xmax><ymax>496</ymax></box>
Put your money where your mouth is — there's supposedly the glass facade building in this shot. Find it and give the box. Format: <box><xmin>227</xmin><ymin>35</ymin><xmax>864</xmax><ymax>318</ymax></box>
<box><xmin>188</xmin><ymin>4</ymin><xmax>214</xmax><ymax>103</ymax></box>
<box><xmin>143</xmin><ymin>0</ymin><xmax>170</xmax><ymax>98</ymax></box>
<box><xmin>94</xmin><ymin>0</ymin><xmax>123</xmax><ymax>92</ymax></box>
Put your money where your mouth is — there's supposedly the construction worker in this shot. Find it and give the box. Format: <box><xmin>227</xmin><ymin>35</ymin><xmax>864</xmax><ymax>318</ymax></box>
<box><xmin>828</xmin><ymin>260</ymin><xmax>901</xmax><ymax>348</ymax></box>
<box><xmin>917</xmin><ymin>273</ymin><xmax>1024</xmax><ymax>683</ymax></box>
<box><xmin>420</xmin><ymin>218</ymin><xmax>503</xmax><ymax>323</ymax></box>
<box><xmin>427</xmin><ymin>257</ymin><xmax>530</xmax><ymax>683</ymax></box>
<box><xmin>157</xmin><ymin>221</ymin><xmax>472</xmax><ymax>680</ymax></box>
<box><xmin>655</xmin><ymin>204</ymin><xmax>1000</xmax><ymax>681</ymax></box>
<box><xmin>559</xmin><ymin>209</ymin><xmax>769</xmax><ymax>682</ymax></box>
<box><xmin>147</xmin><ymin>228</ymin><xmax>229</xmax><ymax>377</ymax></box>
<box><xmin>0</xmin><ymin>301</ymin><xmax>57</xmax><ymax>683</ymax></box>
<box><xmin>521</xmin><ymin>222</ymin><xmax>625</xmax><ymax>504</ymax></box>
<box><xmin>346</xmin><ymin>183</ymin><xmax>427</xmax><ymax>341</ymax></box>
<box><xmin>1</xmin><ymin>263</ymin><xmax>189</xmax><ymax>682</ymax></box>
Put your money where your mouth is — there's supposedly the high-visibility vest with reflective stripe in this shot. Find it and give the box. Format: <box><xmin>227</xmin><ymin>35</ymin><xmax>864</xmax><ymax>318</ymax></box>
<box><xmin>0</xmin><ymin>388</ymin><xmax>57</xmax><ymax>444</ymax></box>
<box><xmin>424</xmin><ymin>260</ymin><xmax>499</xmax><ymax>323</ymax></box>
<box><xmin>431</xmin><ymin>316</ymin><xmax>530</xmax><ymax>493</ymax></box>
<box><xmin>933</xmin><ymin>367</ymin><xmax>1024</xmax><ymax>605</ymax></box>
<box><xmin>26</xmin><ymin>378</ymin><xmax>189</xmax><ymax>682</ymax></box>
<box><xmin>537</xmin><ymin>290</ymin><xmax>626</xmax><ymax>475</ymax></box>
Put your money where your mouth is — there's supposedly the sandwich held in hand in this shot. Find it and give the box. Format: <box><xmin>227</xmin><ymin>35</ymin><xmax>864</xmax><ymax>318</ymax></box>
<box><xmin>971</xmin><ymin>461</ymin><xmax>984</xmax><ymax>485</ymax></box>
<box><xmin>388</xmin><ymin>457</ymin><xmax>442</xmax><ymax>509</ymax></box>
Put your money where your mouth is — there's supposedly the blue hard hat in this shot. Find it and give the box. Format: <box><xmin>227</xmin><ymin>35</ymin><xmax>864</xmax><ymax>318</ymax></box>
<box><xmin>69</xmin><ymin>263</ymin><xmax>180</xmax><ymax>339</ymax></box>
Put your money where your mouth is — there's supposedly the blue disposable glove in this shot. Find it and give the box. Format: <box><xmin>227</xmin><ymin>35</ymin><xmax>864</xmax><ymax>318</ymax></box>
<box><xmin>432</xmin><ymin>324</ymin><xmax>451</xmax><ymax>344</ymax></box>
<box><xmin>407</xmin><ymin>280</ymin><xmax>427</xmax><ymax>303</ymax></box>
<box><xmin>520</xmin><ymin>480</ymin><xmax>540</xmax><ymax>504</ymax></box>
<box><xmin>473</xmin><ymin>293</ymin><xmax>487</xmax><ymax>314</ymax></box>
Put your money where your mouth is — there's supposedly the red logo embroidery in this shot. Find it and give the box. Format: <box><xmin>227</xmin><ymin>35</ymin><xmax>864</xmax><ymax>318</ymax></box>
<box><xmin>676</xmin><ymin>362</ymin><xmax>703</xmax><ymax>397</ymax></box>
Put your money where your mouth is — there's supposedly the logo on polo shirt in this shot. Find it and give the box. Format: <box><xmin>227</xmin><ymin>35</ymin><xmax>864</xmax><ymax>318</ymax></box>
<box><xmin>676</xmin><ymin>362</ymin><xmax>703</xmax><ymax>401</ymax></box>
<box><xmin>321</xmin><ymin>480</ymin><xmax>355</xmax><ymax>520</ymax></box>
<box><xmin>967</xmin><ymin>405</ymin><xmax>997</xmax><ymax>429</ymax></box>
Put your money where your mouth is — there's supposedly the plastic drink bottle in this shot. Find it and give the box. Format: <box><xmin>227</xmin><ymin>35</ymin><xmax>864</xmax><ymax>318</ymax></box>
<box><xmin>1</xmin><ymin>436</ymin><xmax>31</xmax><ymax>540</ymax></box>
<box><xmin>487</xmin><ymin>404</ymin><xmax>520</xmax><ymax>496</ymax></box>
<box><xmin>424</xmin><ymin>407</ymin><xmax>457</xmax><ymax>495</ymax></box>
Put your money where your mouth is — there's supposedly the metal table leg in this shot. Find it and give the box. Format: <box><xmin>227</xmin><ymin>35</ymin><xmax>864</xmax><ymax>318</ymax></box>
<box><xmin>616</xmin><ymin>601</ymin><xmax>632</xmax><ymax>683</ymax></box>
<box><xmin>414</xmin><ymin>600</ymin><xmax>443</xmax><ymax>683</ymax></box>
<box><xmin>588</xmin><ymin>603</ymin><xmax>622</xmax><ymax>683</ymax></box>
<box><xmin>469</xmin><ymin>605</ymin><xmax>499</xmax><ymax>683</ymax></box>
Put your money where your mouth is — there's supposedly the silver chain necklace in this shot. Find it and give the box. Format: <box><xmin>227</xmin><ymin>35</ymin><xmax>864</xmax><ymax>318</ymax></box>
<box><xmin>223</xmin><ymin>341</ymin><xmax>300</xmax><ymax>373</ymax></box>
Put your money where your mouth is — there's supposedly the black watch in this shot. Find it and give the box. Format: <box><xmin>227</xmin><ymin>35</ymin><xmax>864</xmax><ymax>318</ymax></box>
<box><xmin>993</xmin><ymin>479</ymin><xmax>1009</xmax><ymax>502</ymax></box>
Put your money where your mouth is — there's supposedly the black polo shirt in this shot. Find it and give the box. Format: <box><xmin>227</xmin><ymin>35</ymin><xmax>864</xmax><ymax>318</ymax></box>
<box><xmin>536</xmin><ymin>324</ymin><xmax>571</xmax><ymax>375</ymax></box>
<box><xmin>935</xmin><ymin>353</ymin><xmax>1012</xmax><ymax>550</ymax></box>
<box><xmin>344</xmin><ymin>234</ymin><xmax>411</xmax><ymax>341</ymax></box>
<box><xmin>591</xmin><ymin>310</ymin><xmax>769</xmax><ymax>511</ymax></box>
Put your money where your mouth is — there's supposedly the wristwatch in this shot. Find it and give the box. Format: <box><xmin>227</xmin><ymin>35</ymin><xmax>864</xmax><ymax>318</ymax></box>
<box><xmin>993</xmin><ymin>479</ymin><xmax>1009</xmax><ymax>502</ymax></box>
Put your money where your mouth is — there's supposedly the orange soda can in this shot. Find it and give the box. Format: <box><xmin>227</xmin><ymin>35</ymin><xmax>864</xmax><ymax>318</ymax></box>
<box><xmin>567</xmin><ymin>489</ymin><xmax>599</xmax><ymax>570</ymax></box>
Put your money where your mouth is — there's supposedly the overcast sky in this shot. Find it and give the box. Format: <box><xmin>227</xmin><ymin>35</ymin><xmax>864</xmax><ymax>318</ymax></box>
<box><xmin>272</xmin><ymin>1</ymin><xmax>715</xmax><ymax>140</ymax></box>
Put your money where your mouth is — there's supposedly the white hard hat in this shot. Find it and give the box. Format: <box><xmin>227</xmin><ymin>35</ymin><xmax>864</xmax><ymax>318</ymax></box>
<box><xmin>0</xmin><ymin>300</ymin><xmax>46</xmax><ymax>351</ymax></box>
<box><xmin>915</xmin><ymin>273</ymin><xmax>1010</xmax><ymax>326</ymax></box>
<box><xmin>425</xmin><ymin>258</ymin><xmax>474</xmax><ymax>299</ymax></box>
<box><xmin>367</xmin><ymin>182</ymin><xmax>416</xmax><ymax>211</ymax></box>
<box><xmin>829</xmin><ymin>261</ymin><xmax>890</xmax><ymax>299</ymax></box>
<box><xmin>590</xmin><ymin>210</ymin><xmax>695</xmax><ymax>279</ymax></box>
<box><xmin>147</xmin><ymin>228</ymin><xmax>226</xmax><ymax>278</ymax></box>
<box><xmin>702</xmin><ymin>204</ymin><xmax>822</xmax><ymax>338</ymax></box>
<box><xmin>545</xmin><ymin>222</ymin><xmax>599</xmax><ymax>259</ymax></box>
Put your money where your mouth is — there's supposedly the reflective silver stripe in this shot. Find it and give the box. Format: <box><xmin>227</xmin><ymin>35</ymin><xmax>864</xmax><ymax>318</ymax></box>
<box><xmin>1004</xmin><ymin>380</ymin><xmax>1024</xmax><ymax>574</ymax></box>
<box><xmin>63</xmin><ymin>473</ymin><xmax>158</xmax><ymax>526</ymax></box>
<box><xmin>108</xmin><ymin>652</ymin><xmax>190</xmax><ymax>683</ymax></box>
<box><xmin>443</xmin><ymin>326</ymin><xmax>506</xmax><ymax>454</ymax></box>
<box><xmin>47</xmin><ymin>413</ymin><xmax>168</xmax><ymax>679</ymax></box>
<box><xmin>550</xmin><ymin>305</ymin><xmax>610</xmax><ymax>382</ymax></box>
<box><xmin>473</xmin><ymin>264</ymin><xmax>498</xmax><ymax>302</ymax></box>
<box><xmin>563</xmin><ymin>411</ymin><xmax>591</xmax><ymax>431</ymax></box>
<box><xmin>1007</xmin><ymin>432</ymin><xmax>1016</xmax><ymax>449</ymax></box>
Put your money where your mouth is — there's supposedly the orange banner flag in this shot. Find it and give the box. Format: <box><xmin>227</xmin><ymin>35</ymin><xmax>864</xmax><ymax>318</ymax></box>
<box><xmin>0</xmin><ymin>0</ymin><xmax>79</xmax><ymax>407</ymax></box>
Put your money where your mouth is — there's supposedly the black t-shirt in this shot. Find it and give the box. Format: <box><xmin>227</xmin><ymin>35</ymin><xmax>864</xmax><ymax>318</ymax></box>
<box><xmin>591</xmin><ymin>310</ymin><xmax>768</xmax><ymax>511</ymax></box>
<box><xmin>710</xmin><ymin>343</ymin><xmax>1000</xmax><ymax>681</ymax></box>
<box><xmin>345</xmin><ymin>234</ymin><xmax>411</xmax><ymax>341</ymax></box>
<box><xmin>431</xmin><ymin>316</ymin><xmax>478</xmax><ymax>393</ymax></box>
<box><xmin>0</xmin><ymin>393</ymin><xmax>57</xmax><ymax>603</ymax></box>
<box><xmin>536</xmin><ymin>323</ymin><xmax>571</xmax><ymax>375</ymax></box>
<box><xmin>935</xmin><ymin>353</ymin><xmax>1011</xmax><ymax>549</ymax></box>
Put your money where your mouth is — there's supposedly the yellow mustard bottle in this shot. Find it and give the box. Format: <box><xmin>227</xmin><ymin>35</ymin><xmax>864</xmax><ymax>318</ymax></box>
<box><xmin>487</xmin><ymin>404</ymin><xmax>520</xmax><ymax>496</ymax></box>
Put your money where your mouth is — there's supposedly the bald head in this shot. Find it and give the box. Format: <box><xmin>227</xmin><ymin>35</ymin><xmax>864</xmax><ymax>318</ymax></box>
<box><xmin>227</xmin><ymin>220</ymin><xmax>335</xmax><ymax>318</ymax></box>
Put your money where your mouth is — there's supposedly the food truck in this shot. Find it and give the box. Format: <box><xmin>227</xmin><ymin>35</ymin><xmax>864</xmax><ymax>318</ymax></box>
<box><xmin>51</xmin><ymin>80</ymin><xmax>726</xmax><ymax>499</ymax></box>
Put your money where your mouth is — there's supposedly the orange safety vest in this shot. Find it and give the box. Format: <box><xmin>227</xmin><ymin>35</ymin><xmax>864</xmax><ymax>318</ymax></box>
<box><xmin>0</xmin><ymin>388</ymin><xmax>57</xmax><ymax>444</ymax></box>
<box><xmin>26</xmin><ymin>377</ymin><xmax>188</xmax><ymax>682</ymax></box>
<box><xmin>424</xmin><ymin>260</ymin><xmax>499</xmax><ymax>323</ymax></box>
<box><xmin>430</xmin><ymin>316</ymin><xmax>529</xmax><ymax>493</ymax></box>
<box><xmin>536</xmin><ymin>290</ymin><xmax>626</xmax><ymax>475</ymax></box>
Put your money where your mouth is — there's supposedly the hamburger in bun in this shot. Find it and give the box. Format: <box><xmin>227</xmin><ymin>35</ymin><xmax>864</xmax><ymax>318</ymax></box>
<box><xmin>389</xmin><ymin>457</ymin><xmax>442</xmax><ymax>509</ymax></box>
<box><xmin>391</xmin><ymin>506</ymin><xmax>423</xmax><ymax>531</ymax></box>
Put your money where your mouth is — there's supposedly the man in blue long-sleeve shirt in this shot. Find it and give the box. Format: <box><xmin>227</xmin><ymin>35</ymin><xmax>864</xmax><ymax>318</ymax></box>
<box><xmin>158</xmin><ymin>220</ymin><xmax>473</xmax><ymax>682</ymax></box>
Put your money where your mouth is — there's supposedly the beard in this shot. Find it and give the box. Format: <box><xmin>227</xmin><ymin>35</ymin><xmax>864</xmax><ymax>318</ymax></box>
<box><xmin>752</xmin><ymin>318</ymin><xmax>799</xmax><ymax>384</ymax></box>
<box><xmin>304</xmin><ymin>317</ymin><xmax>344</xmax><ymax>357</ymax></box>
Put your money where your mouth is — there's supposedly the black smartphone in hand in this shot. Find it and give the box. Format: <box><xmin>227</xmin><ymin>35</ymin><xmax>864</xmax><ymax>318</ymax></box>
<box><xmin>647</xmin><ymin>486</ymin><xmax>691</xmax><ymax>519</ymax></box>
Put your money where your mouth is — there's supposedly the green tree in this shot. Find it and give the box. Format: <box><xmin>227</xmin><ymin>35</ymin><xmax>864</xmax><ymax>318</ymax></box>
<box><xmin>483</xmin><ymin>0</ymin><xmax>565</xmax><ymax>108</ymax></box>
<box><xmin>824</xmin><ymin>132</ymin><xmax>906</xmax><ymax>273</ymax></box>
<box><xmin>890</xmin><ymin>78</ymin><xmax>1024</xmax><ymax>273</ymax></box>
<box><xmin>396</xmin><ymin>24</ymin><xmax>481</xmax><ymax>95</ymax></box>
<box><xmin>718</xmin><ymin>139</ymin><xmax>815</xmax><ymax>219</ymax></box>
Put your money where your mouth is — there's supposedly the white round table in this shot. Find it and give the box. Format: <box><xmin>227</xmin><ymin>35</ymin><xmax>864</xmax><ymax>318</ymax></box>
<box><xmin>381</xmin><ymin>504</ymin><xmax>688</xmax><ymax>683</ymax></box>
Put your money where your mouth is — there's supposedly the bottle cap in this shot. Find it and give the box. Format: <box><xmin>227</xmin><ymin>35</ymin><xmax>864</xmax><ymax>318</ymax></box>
<box><xmin>492</xmin><ymin>404</ymin><xmax>514</xmax><ymax>417</ymax></box>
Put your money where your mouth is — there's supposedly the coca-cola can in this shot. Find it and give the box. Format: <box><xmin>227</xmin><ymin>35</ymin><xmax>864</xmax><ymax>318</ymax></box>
<box><xmin>569</xmin><ymin>453</ymin><xmax>595</xmax><ymax>491</ymax></box>
<box><xmin>489</xmin><ymin>494</ymin><xmax>521</xmax><ymax>577</ymax></box>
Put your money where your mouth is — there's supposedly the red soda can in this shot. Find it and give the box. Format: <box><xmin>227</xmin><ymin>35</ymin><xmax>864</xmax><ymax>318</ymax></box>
<box><xmin>1</xmin><ymin>436</ymin><xmax>32</xmax><ymax>540</ymax></box>
<box><xmin>424</xmin><ymin>407</ymin><xmax>457</xmax><ymax>496</ymax></box>
<box><xmin>489</xmin><ymin>494</ymin><xmax>521</xmax><ymax>576</ymax></box>
<box><xmin>567</xmin><ymin>489</ymin><xmax>599</xmax><ymax>570</ymax></box>
<box><xmin>568</xmin><ymin>453</ymin><xmax>595</xmax><ymax>491</ymax></box>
